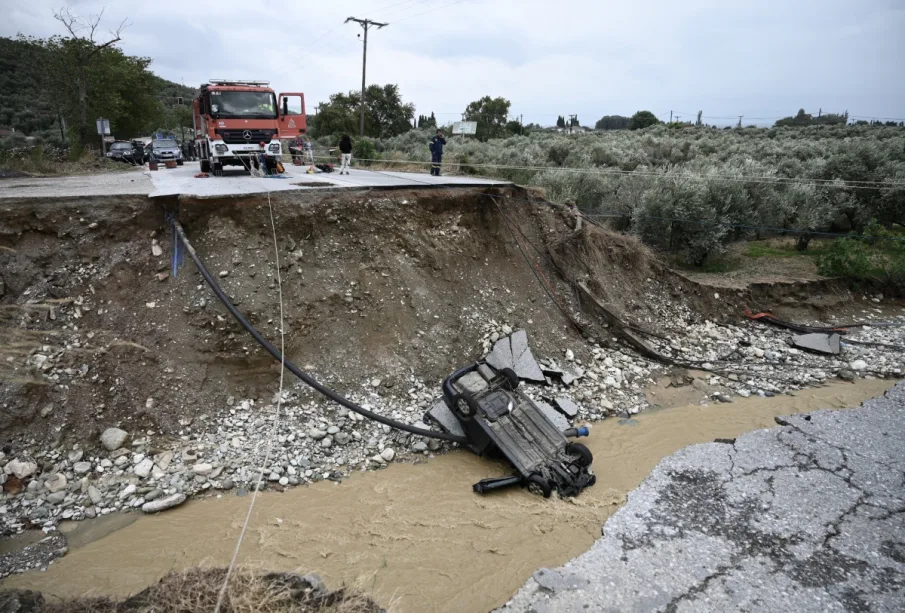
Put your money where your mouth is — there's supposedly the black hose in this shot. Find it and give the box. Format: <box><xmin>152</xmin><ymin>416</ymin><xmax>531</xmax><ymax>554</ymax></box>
<box><xmin>172</xmin><ymin>220</ymin><xmax>468</xmax><ymax>444</ymax></box>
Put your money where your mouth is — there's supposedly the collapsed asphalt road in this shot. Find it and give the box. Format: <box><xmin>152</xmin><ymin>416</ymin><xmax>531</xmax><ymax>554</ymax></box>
<box><xmin>498</xmin><ymin>382</ymin><xmax>905</xmax><ymax>613</ymax></box>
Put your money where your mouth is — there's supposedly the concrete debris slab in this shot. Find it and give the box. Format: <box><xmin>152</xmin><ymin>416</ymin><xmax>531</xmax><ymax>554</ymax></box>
<box><xmin>486</xmin><ymin>337</ymin><xmax>515</xmax><ymax>372</ymax></box>
<box><xmin>536</xmin><ymin>401</ymin><xmax>571</xmax><ymax>431</ymax></box>
<box><xmin>488</xmin><ymin>330</ymin><xmax>546</xmax><ymax>383</ymax></box>
<box><xmin>791</xmin><ymin>332</ymin><xmax>841</xmax><ymax>355</ymax></box>
<box><xmin>511</xmin><ymin>330</ymin><xmax>546</xmax><ymax>383</ymax></box>
<box><xmin>425</xmin><ymin>398</ymin><xmax>466</xmax><ymax>438</ymax></box>
<box><xmin>553</xmin><ymin>397</ymin><xmax>582</xmax><ymax>418</ymax></box>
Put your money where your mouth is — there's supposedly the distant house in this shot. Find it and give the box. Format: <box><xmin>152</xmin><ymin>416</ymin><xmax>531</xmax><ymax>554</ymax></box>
<box><xmin>555</xmin><ymin>125</ymin><xmax>590</xmax><ymax>134</ymax></box>
<box><xmin>0</xmin><ymin>128</ymin><xmax>13</xmax><ymax>138</ymax></box>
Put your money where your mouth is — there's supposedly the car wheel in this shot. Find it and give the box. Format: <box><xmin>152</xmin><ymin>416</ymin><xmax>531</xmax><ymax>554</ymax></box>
<box><xmin>200</xmin><ymin>159</ymin><xmax>211</xmax><ymax>173</ymax></box>
<box><xmin>497</xmin><ymin>368</ymin><xmax>519</xmax><ymax>391</ymax></box>
<box><xmin>525</xmin><ymin>474</ymin><xmax>552</xmax><ymax>498</ymax></box>
<box><xmin>177</xmin><ymin>160</ymin><xmax>184</xmax><ymax>166</ymax></box>
<box><xmin>566</xmin><ymin>442</ymin><xmax>593</xmax><ymax>467</ymax></box>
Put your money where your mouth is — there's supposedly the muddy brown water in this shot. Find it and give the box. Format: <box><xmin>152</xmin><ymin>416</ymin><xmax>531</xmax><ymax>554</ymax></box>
<box><xmin>2</xmin><ymin>379</ymin><xmax>895</xmax><ymax>612</ymax></box>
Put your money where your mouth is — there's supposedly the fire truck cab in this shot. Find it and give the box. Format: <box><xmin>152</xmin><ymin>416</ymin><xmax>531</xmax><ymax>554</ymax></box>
<box><xmin>193</xmin><ymin>80</ymin><xmax>306</xmax><ymax>176</ymax></box>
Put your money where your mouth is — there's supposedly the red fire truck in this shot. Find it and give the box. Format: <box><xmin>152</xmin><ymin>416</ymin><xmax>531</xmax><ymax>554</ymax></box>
<box><xmin>192</xmin><ymin>80</ymin><xmax>306</xmax><ymax>175</ymax></box>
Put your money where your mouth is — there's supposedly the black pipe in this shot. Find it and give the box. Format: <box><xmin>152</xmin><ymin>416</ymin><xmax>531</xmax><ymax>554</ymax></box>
<box><xmin>172</xmin><ymin>220</ymin><xmax>468</xmax><ymax>444</ymax></box>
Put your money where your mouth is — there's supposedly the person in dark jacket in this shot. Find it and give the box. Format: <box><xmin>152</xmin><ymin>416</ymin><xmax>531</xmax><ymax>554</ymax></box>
<box><xmin>429</xmin><ymin>129</ymin><xmax>446</xmax><ymax>176</ymax></box>
<box><xmin>338</xmin><ymin>134</ymin><xmax>353</xmax><ymax>175</ymax></box>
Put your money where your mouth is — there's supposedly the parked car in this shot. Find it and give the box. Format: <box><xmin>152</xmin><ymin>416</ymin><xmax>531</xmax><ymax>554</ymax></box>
<box><xmin>145</xmin><ymin>138</ymin><xmax>184</xmax><ymax>165</ymax></box>
<box><xmin>106</xmin><ymin>141</ymin><xmax>135</xmax><ymax>163</ymax></box>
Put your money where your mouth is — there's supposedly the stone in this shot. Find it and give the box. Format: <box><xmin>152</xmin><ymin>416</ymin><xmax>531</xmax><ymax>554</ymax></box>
<box><xmin>218</xmin><ymin>270</ymin><xmax>229</xmax><ymax>278</ymax></box>
<box><xmin>68</xmin><ymin>449</ymin><xmax>84</xmax><ymax>463</ymax></box>
<box><xmin>120</xmin><ymin>484</ymin><xmax>136</xmax><ymax>499</ymax></box>
<box><xmin>309</xmin><ymin>428</ymin><xmax>327</xmax><ymax>440</ymax></box>
<box><xmin>44</xmin><ymin>473</ymin><xmax>67</xmax><ymax>493</ymax></box>
<box><xmin>320</xmin><ymin>437</ymin><xmax>333</xmax><ymax>448</ymax></box>
<box><xmin>40</xmin><ymin>405</ymin><xmax>54</xmax><ymax>418</ymax></box>
<box><xmin>145</xmin><ymin>488</ymin><xmax>163</xmax><ymax>502</ymax></box>
<box><xmin>4</xmin><ymin>459</ymin><xmax>38</xmax><ymax>480</ymax></box>
<box><xmin>533</xmin><ymin>567</ymin><xmax>589</xmax><ymax>593</ymax></box>
<box><xmin>134</xmin><ymin>458</ymin><xmax>154</xmax><ymax>478</ymax></box>
<box><xmin>279</xmin><ymin>476</ymin><xmax>289</xmax><ymax>486</ymax></box>
<box><xmin>565</xmin><ymin>349</ymin><xmax>575</xmax><ymax>361</ymax></box>
<box><xmin>155</xmin><ymin>450</ymin><xmax>174</xmax><ymax>471</ymax></box>
<box><xmin>850</xmin><ymin>359</ymin><xmax>868</xmax><ymax>371</ymax></box>
<box><xmin>380</xmin><ymin>448</ymin><xmax>396</xmax><ymax>462</ymax></box>
<box><xmin>486</xmin><ymin>336</ymin><xmax>515</xmax><ymax>371</ymax></box>
<box><xmin>88</xmin><ymin>485</ymin><xmax>102</xmax><ymax>504</ymax></box>
<box><xmin>412</xmin><ymin>441</ymin><xmax>428</xmax><ymax>452</ymax></box>
<box><xmin>46</xmin><ymin>491</ymin><xmax>67</xmax><ymax>505</ymax></box>
<box><xmin>100</xmin><ymin>427</ymin><xmax>128</xmax><ymax>451</ymax></box>
<box><xmin>192</xmin><ymin>463</ymin><xmax>213</xmax><ymax>475</ymax></box>
<box><xmin>151</xmin><ymin>241</ymin><xmax>163</xmax><ymax>257</ymax></box>
<box><xmin>141</xmin><ymin>493</ymin><xmax>187</xmax><ymax>513</ymax></box>
<box><xmin>838</xmin><ymin>369</ymin><xmax>856</xmax><ymax>382</ymax></box>
<box><xmin>73</xmin><ymin>462</ymin><xmax>92</xmax><ymax>475</ymax></box>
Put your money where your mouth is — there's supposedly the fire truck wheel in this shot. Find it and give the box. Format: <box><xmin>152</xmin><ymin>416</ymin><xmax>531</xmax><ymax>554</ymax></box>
<box><xmin>566</xmin><ymin>442</ymin><xmax>593</xmax><ymax>467</ymax></box>
<box><xmin>213</xmin><ymin>163</ymin><xmax>223</xmax><ymax>177</ymax></box>
<box><xmin>498</xmin><ymin>368</ymin><xmax>519</xmax><ymax>391</ymax></box>
<box><xmin>200</xmin><ymin>159</ymin><xmax>211</xmax><ymax>173</ymax></box>
<box><xmin>525</xmin><ymin>474</ymin><xmax>552</xmax><ymax>498</ymax></box>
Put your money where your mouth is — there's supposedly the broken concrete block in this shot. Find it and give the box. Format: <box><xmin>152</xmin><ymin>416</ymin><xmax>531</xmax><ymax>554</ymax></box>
<box><xmin>536</xmin><ymin>401</ymin><xmax>570</xmax><ymax>431</ymax></box>
<box><xmin>791</xmin><ymin>332</ymin><xmax>841</xmax><ymax>355</ymax></box>
<box><xmin>425</xmin><ymin>398</ymin><xmax>466</xmax><ymax>438</ymax></box>
<box><xmin>510</xmin><ymin>330</ymin><xmax>546</xmax><ymax>383</ymax></box>
<box><xmin>553</xmin><ymin>397</ymin><xmax>582</xmax><ymax>418</ymax></box>
<box><xmin>486</xmin><ymin>336</ymin><xmax>514</xmax><ymax>371</ymax></box>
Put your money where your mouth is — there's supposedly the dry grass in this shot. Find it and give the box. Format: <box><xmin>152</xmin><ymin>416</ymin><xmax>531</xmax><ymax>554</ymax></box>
<box><xmin>36</xmin><ymin>568</ymin><xmax>386</xmax><ymax>613</ymax></box>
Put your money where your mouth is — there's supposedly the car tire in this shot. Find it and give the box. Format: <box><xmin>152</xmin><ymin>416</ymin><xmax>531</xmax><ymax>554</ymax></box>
<box><xmin>213</xmin><ymin>162</ymin><xmax>223</xmax><ymax>177</ymax></box>
<box><xmin>200</xmin><ymin>159</ymin><xmax>211</xmax><ymax>173</ymax></box>
<box><xmin>456</xmin><ymin>391</ymin><xmax>479</xmax><ymax>419</ymax></box>
<box><xmin>525</xmin><ymin>474</ymin><xmax>552</xmax><ymax>498</ymax></box>
<box><xmin>498</xmin><ymin>368</ymin><xmax>519</xmax><ymax>391</ymax></box>
<box><xmin>566</xmin><ymin>442</ymin><xmax>593</xmax><ymax>467</ymax></box>
<box><xmin>177</xmin><ymin>160</ymin><xmax>184</xmax><ymax>166</ymax></box>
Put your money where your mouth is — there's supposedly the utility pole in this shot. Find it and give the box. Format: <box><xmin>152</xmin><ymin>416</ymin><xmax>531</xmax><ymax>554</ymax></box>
<box><xmin>737</xmin><ymin>115</ymin><xmax>743</xmax><ymax>128</ymax></box>
<box><xmin>345</xmin><ymin>17</ymin><xmax>388</xmax><ymax>137</ymax></box>
<box><xmin>669</xmin><ymin>110</ymin><xmax>673</xmax><ymax>123</ymax></box>
<box><xmin>569</xmin><ymin>114</ymin><xmax>577</xmax><ymax>134</ymax></box>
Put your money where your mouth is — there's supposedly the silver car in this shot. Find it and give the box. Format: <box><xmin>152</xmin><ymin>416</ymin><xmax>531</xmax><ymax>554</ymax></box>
<box><xmin>146</xmin><ymin>139</ymin><xmax>184</xmax><ymax>165</ymax></box>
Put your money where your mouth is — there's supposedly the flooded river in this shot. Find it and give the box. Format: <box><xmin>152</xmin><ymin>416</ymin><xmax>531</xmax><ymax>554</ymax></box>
<box><xmin>2</xmin><ymin>378</ymin><xmax>895</xmax><ymax>612</ymax></box>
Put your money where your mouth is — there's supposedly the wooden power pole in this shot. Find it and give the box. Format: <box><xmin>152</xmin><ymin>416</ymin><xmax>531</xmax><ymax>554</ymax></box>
<box><xmin>345</xmin><ymin>17</ymin><xmax>388</xmax><ymax>137</ymax></box>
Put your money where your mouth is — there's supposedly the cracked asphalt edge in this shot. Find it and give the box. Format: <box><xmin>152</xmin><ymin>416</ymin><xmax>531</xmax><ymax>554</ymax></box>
<box><xmin>496</xmin><ymin>381</ymin><xmax>905</xmax><ymax>613</ymax></box>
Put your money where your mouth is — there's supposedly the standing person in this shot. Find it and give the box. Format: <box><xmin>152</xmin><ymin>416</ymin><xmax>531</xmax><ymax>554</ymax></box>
<box><xmin>429</xmin><ymin>129</ymin><xmax>446</xmax><ymax>176</ymax></box>
<box><xmin>304</xmin><ymin>136</ymin><xmax>315</xmax><ymax>166</ymax></box>
<box><xmin>291</xmin><ymin>134</ymin><xmax>305</xmax><ymax>165</ymax></box>
<box><xmin>338</xmin><ymin>134</ymin><xmax>353</xmax><ymax>175</ymax></box>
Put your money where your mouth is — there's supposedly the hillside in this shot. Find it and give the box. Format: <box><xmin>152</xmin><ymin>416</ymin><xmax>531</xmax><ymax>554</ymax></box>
<box><xmin>0</xmin><ymin>36</ymin><xmax>194</xmax><ymax>140</ymax></box>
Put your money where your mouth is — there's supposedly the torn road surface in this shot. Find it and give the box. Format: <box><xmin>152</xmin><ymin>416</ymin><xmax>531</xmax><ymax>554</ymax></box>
<box><xmin>498</xmin><ymin>382</ymin><xmax>905</xmax><ymax>613</ymax></box>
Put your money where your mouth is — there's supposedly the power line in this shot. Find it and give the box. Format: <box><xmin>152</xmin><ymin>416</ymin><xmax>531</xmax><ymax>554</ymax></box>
<box><xmin>392</xmin><ymin>0</ymin><xmax>469</xmax><ymax>23</ymax></box>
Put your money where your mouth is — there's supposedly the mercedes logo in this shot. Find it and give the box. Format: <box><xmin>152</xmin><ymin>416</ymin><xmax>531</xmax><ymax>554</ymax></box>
<box><xmin>242</xmin><ymin>130</ymin><xmax>252</xmax><ymax>140</ymax></box>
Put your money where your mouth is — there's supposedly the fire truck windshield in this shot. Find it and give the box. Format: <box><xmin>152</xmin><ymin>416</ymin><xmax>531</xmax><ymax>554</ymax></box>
<box><xmin>209</xmin><ymin>91</ymin><xmax>277</xmax><ymax>119</ymax></box>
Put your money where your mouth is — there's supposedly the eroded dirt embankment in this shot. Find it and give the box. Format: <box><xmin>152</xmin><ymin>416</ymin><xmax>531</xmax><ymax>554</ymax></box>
<box><xmin>0</xmin><ymin>187</ymin><xmax>705</xmax><ymax>446</ymax></box>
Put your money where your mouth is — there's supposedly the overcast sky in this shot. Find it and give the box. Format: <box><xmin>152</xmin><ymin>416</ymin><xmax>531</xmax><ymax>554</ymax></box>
<box><xmin>3</xmin><ymin>0</ymin><xmax>904</xmax><ymax>126</ymax></box>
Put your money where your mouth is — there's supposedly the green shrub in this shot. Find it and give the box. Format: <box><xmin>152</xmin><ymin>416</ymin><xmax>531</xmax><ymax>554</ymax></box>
<box><xmin>352</xmin><ymin>138</ymin><xmax>377</xmax><ymax>166</ymax></box>
<box><xmin>816</xmin><ymin>239</ymin><xmax>874</xmax><ymax>279</ymax></box>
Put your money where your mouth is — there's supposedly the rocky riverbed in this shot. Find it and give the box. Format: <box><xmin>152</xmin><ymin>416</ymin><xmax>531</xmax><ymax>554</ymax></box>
<box><xmin>3</xmin><ymin>306</ymin><xmax>904</xmax><ymax>577</ymax></box>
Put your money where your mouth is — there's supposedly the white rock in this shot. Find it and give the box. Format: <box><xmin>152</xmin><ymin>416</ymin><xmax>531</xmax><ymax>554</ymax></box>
<box><xmin>73</xmin><ymin>462</ymin><xmax>92</xmax><ymax>475</ymax></box>
<box><xmin>134</xmin><ymin>458</ymin><xmax>154</xmax><ymax>478</ymax></box>
<box><xmin>151</xmin><ymin>241</ymin><xmax>163</xmax><ymax>257</ymax></box>
<box><xmin>380</xmin><ymin>448</ymin><xmax>396</xmax><ymax>462</ymax></box>
<box><xmin>278</xmin><ymin>476</ymin><xmax>289</xmax><ymax>486</ymax></box>
<box><xmin>4</xmin><ymin>459</ymin><xmax>38</xmax><ymax>480</ymax></box>
<box><xmin>850</xmin><ymin>360</ymin><xmax>868</xmax><ymax>371</ymax></box>
<box><xmin>100</xmin><ymin>427</ymin><xmax>128</xmax><ymax>451</ymax></box>
<box><xmin>44</xmin><ymin>473</ymin><xmax>67</xmax><ymax>493</ymax></box>
<box><xmin>565</xmin><ymin>349</ymin><xmax>575</xmax><ymax>362</ymax></box>
<box><xmin>192</xmin><ymin>463</ymin><xmax>213</xmax><ymax>475</ymax></box>
<box><xmin>142</xmin><ymin>493</ymin><xmax>187</xmax><ymax>513</ymax></box>
<box><xmin>119</xmin><ymin>484</ymin><xmax>136</xmax><ymax>499</ymax></box>
<box><xmin>88</xmin><ymin>485</ymin><xmax>102</xmax><ymax>505</ymax></box>
<box><xmin>155</xmin><ymin>450</ymin><xmax>174</xmax><ymax>470</ymax></box>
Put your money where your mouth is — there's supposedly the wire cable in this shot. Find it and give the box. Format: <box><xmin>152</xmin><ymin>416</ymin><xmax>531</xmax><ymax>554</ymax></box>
<box><xmin>214</xmin><ymin>191</ymin><xmax>286</xmax><ymax>613</ymax></box>
<box><xmin>171</xmin><ymin>221</ymin><xmax>468</xmax><ymax>444</ymax></box>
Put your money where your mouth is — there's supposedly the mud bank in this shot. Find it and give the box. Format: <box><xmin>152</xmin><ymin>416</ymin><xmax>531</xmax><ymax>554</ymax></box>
<box><xmin>2</xmin><ymin>378</ymin><xmax>893</xmax><ymax>613</ymax></box>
